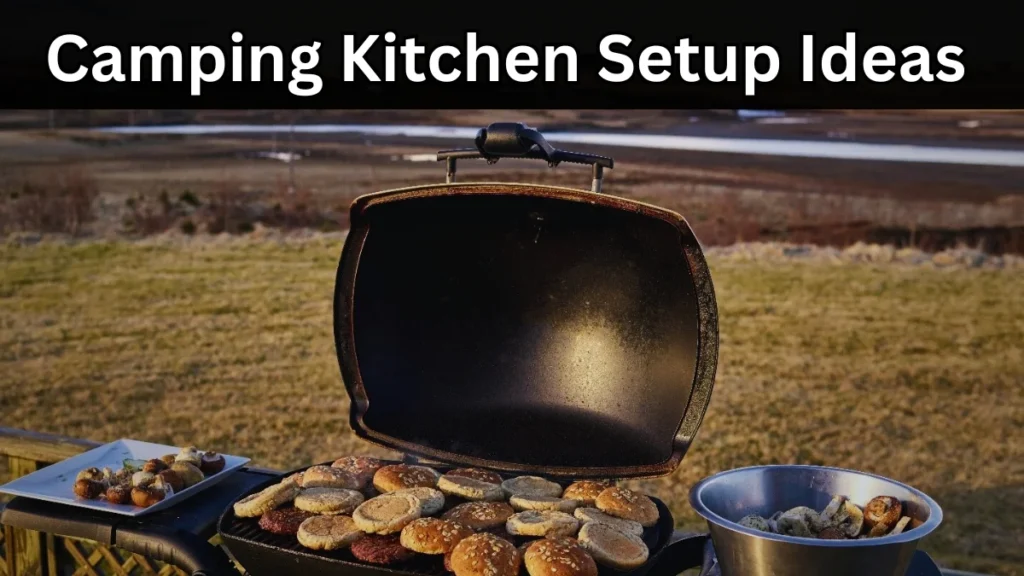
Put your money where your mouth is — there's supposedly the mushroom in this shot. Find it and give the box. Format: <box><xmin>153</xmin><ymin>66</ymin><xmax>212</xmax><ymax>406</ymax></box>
<box><xmin>864</xmin><ymin>496</ymin><xmax>902</xmax><ymax>532</ymax></box>
<box><xmin>73</xmin><ymin>479</ymin><xmax>105</xmax><ymax>499</ymax></box>
<box><xmin>889</xmin><ymin>516</ymin><xmax>913</xmax><ymax>535</ymax></box>
<box><xmin>158</xmin><ymin>469</ymin><xmax>185</xmax><ymax>492</ymax></box>
<box><xmin>132</xmin><ymin>471</ymin><xmax>156</xmax><ymax>487</ymax></box>
<box><xmin>142</xmin><ymin>458</ymin><xmax>168</xmax><ymax>474</ymax></box>
<box><xmin>766</xmin><ymin>510</ymin><xmax>783</xmax><ymax>533</ymax></box>
<box><xmin>776</xmin><ymin>508</ymin><xmax>815</xmax><ymax>537</ymax></box>
<box><xmin>105</xmin><ymin>484</ymin><xmax>132</xmax><ymax>505</ymax></box>
<box><xmin>867</xmin><ymin>522</ymin><xmax>892</xmax><ymax>537</ymax></box>
<box><xmin>152</xmin><ymin>476</ymin><xmax>174</xmax><ymax>497</ymax></box>
<box><xmin>199</xmin><ymin>450</ymin><xmax>226</xmax><ymax>475</ymax></box>
<box><xmin>169</xmin><ymin>461</ymin><xmax>204</xmax><ymax>488</ymax></box>
<box><xmin>787</xmin><ymin>506</ymin><xmax>828</xmax><ymax>532</ymax></box>
<box><xmin>838</xmin><ymin>500</ymin><xmax>865</xmax><ymax>538</ymax></box>
<box><xmin>175</xmin><ymin>446</ymin><xmax>202</xmax><ymax>467</ymax></box>
<box><xmin>818</xmin><ymin>495</ymin><xmax>847</xmax><ymax>527</ymax></box>
<box><xmin>109</xmin><ymin>468</ymin><xmax>133</xmax><ymax>486</ymax></box>
<box><xmin>131</xmin><ymin>484</ymin><xmax>166</xmax><ymax>507</ymax></box>
<box><xmin>76</xmin><ymin>467</ymin><xmax>106</xmax><ymax>485</ymax></box>
<box><xmin>738</xmin><ymin>514</ymin><xmax>772</xmax><ymax>532</ymax></box>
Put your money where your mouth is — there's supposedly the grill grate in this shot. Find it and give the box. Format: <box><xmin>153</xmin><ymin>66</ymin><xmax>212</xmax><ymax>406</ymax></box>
<box><xmin>218</xmin><ymin>466</ymin><xmax>671</xmax><ymax>576</ymax></box>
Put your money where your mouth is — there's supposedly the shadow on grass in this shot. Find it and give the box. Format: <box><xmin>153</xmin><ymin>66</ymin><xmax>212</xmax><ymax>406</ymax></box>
<box><xmin>925</xmin><ymin>483</ymin><xmax>1024</xmax><ymax>576</ymax></box>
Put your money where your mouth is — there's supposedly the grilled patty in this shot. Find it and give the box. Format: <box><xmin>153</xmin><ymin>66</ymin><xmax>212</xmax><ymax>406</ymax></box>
<box><xmin>350</xmin><ymin>534</ymin><xmax>416</xmax><ymax>565</ymax></box>
<box><xmin>258</xmin><ymin>507</ymin><xmax>318</xmax><ymax>535</ymax></box>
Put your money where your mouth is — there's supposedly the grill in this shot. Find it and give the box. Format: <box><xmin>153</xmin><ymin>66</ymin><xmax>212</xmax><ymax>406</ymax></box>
<box><xmin>218</xmin><ymin>122</ymin><xmax>721</xmax><ymax>576</ymax></box>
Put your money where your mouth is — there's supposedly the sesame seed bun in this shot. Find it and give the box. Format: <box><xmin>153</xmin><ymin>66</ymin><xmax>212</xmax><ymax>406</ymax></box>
<box><xmin>391</xmin><ymin>487</ymin><xmax>445</xmax><ymax>516</ymax></box>
<box><xmin>331</xmin><ymin>456</ymin><xmax>385</xmax><ymax>489</ymax></box>
<box><xmin>400</xmin><ymin>517</ymin><xmax>475</xmax><ymax>555</ymax></box>
<box><xmin>509</xmin><ymin>495</ymin><xmax>578</xmax><ymax>513</ymax></box>
<box><xmin>523</xmin><ymin>537</ymin><xmax>598</xmax><ymax>576</ymax></box>
<box><xmin>373</xmin><ymin>465</ymin><xmax>440</xmax><ymax>493</ymax></box>
<box><xmin>449</xmin><ymin>532</ymin><xmax>521</xmax><ymax>576</ymax></box>
<box><xmin>438</xmin><ymin>475</ymin><xmax>504</xmax><ymax>502</ymax></box>
<box><xmin>296</xmin><ymin>515</ymin><xmax>364</xmax><ymax>551</ymax></box>
<box><xmin>573</xmin><ymin>508</ymin><xmax>644</xmax><ymax>537</ymax></box>
<box><xmin>501</xmin><ymin>476</ymin><xmax>562</xmax><ymax>499</ymax></box>
<box><xmin>443</xmin><ymin>501</ymin><xmax>515</xmax><ymax>531</ymax></box>
<box><xmin>294</xmin><ymin>487</ymin><xmax>364</xmax><ymax>515</ymax></box>
<box><xmin>594</xmin><ymin>487</ymin><xmax>659</xmax><ymax>527</ymax></box>
<box><xmin>506</xmin><ymin>510</ymin><xmax>579</xmax><ymax>538</ymax></box>
<box><xmin>301</xmin><ymin>465</ymin><xmax>361</xmax><ymax>490</ymax></box>
<box><xmin>562</xmin><ymin>481</ymin><xmax>609</xmax><ymax>508</ymax></box>
<box><xmin>352</xmin><ymin>493</ymin><xmax>422</xmax><ymax>534</ymax></box>
<box><xmin>577</xmin><ymin>522</ymin><xmax>649</xmax><ymax>571</ymax></box>
<box><xmin>446</xmin><ymin>468</ymin><xmax>503</xmax><ymax>485</ymax></box>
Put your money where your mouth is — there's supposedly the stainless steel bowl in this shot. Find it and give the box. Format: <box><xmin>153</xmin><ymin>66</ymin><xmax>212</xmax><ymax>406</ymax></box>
<box><xmin>689</xmin><ymin>465</ymin><xmax>943</xmax><ymax>576</ymax></box>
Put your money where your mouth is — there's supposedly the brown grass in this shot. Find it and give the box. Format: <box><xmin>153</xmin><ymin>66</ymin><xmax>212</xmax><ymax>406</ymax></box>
<box><xmin>7</xmin><ymin>165</ymin><xmax>1024</xmax><ymax>254</ymax></box>
<box><xmin>114</xmin><ymin>179</ymin><xmax>343</xmax><ymax>237</ymax></box>
<box><xmin>2</xmin><ymin>127</ymin><xmax>1023</xmax><ymax>253</ymax></box>
<box><xmin>0</xmin><ymin>168</ymin><xmax>98</xmax><ymax>236</ymax></box>
<box><xmin>0</xmin><ymin>236</ymin><xmax>1021</xmax><ymax>574</ymax></box>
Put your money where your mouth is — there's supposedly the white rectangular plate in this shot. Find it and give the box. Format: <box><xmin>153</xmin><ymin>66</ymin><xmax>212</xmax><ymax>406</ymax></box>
<box><xmin>0</xmin><ymin>439</ymin><xmax>250</xmax><ymax>517</ymax></box>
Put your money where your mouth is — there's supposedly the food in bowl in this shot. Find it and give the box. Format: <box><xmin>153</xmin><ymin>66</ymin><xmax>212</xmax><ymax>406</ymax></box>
<box><xmin>738</xmin><ymin>494</ymin><xmax>914</xmax><ymax>540</ymax></box>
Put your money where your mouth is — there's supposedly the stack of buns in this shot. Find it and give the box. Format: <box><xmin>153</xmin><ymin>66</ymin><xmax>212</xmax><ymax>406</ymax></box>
<box><xmin>233</xmin><ymin>456</ymin><xmax>662</xmax><ymax>576</ymax></box>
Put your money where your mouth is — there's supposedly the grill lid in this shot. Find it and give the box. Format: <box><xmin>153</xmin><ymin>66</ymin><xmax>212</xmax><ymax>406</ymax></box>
<box><xmin>333</xmin><ymin>124</ymin><xmax>718</xmax><ymax>479</ymax></box>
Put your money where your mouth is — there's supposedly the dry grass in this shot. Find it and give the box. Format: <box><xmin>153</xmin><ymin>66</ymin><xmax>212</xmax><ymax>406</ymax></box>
<box><xmin>0</xmin><ymin>168</ymin><xmax>99</xmax><ymax>236</ymax></box>
<box><xmin>4</xmin><ymin>127</ymin><xmax>1024</xmax><ymax>254</ymax></box>
<box><xmin>0</xmin><ymin>236</ymin><xmax>1022</xmax><ymax>575</ymax></box>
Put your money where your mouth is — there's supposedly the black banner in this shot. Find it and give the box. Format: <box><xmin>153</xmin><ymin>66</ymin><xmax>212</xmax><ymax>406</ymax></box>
<box><xmin>1</xmin><ymin>4</ymin><xmax>1021</xmax><ymax>109</ymax></box>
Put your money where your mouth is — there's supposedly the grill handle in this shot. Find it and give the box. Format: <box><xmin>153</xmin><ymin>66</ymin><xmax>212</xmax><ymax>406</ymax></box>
<box><xmin>115</xmin><ymin>525</ymin><xmax>238</xmax><ymax>576</ymax></box>
<box><xmin>436</xmin><ymin>122</ymin><xmax>614</xmax><ymax>193</ymax></box>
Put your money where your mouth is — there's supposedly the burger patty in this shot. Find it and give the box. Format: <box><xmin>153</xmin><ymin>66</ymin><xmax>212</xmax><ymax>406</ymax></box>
<box><xmin>350</xmin><ymin>534</ymin><xmax>416</xmax><ymax>565</ymax></box>
<box><xmin>258</xmin><ymin>507</ymin><xmax>317</xmax><ymax>535</ymax></box>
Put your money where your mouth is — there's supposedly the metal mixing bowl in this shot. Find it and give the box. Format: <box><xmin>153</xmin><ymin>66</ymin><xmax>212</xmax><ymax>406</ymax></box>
<box><xmin>689</xmin><ymin>465</ymin><xmax>943</xmax><ymax>576</ymax></box>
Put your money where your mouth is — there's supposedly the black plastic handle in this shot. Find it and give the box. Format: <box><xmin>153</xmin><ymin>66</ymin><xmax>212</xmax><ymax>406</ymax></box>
<box><xmin>436</xmin><ymin>122</ymin><xmax>613</xmax><ymax>192</ymax></box>
<box><xmin>0</xmin><ymin>499</ymin><xmax>115</xmax><ymax>545</ymax></box>
<box><xmin>115</xmin><ymin>525</ymin><xmax>238</xmax><ymax>576</ymax></box>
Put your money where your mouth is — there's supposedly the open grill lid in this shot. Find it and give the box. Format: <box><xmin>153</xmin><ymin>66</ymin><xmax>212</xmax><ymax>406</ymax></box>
<box><xmin>333</xmin><ymin>123</ymin><xmax>718</xmax><ymax>479</ymax></box>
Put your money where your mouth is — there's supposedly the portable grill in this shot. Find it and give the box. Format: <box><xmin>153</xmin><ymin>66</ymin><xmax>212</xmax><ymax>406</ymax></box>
<box><xmin>0</xmin><ymin>123</ymin><xmax>947</xmax><ymax>576</ymax></box>
<box><xmin>218</xmin><ymin>121</ymin><xmax>720</xmax><ymax>576</ymax></box>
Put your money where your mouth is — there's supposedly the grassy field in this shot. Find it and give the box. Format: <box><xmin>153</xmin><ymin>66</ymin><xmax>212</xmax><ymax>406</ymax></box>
<box><xmin>1</xmin><ymin>235</ymin><xmax>1022</xmax><ymax>575</ymax></box>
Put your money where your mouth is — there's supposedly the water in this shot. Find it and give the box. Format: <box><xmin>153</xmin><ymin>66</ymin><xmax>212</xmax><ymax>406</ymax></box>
<box><xmin>92</xmin><ymin>123</ymin><xmax>1024</xmax><ymax>168</ymax></box>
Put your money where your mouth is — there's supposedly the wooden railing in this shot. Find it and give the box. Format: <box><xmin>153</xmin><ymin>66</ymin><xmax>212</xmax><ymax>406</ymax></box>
<box><xmin>0</xmin><ymin>427</ymin><xmax>191</xmax><ymax>576</ymax></box>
